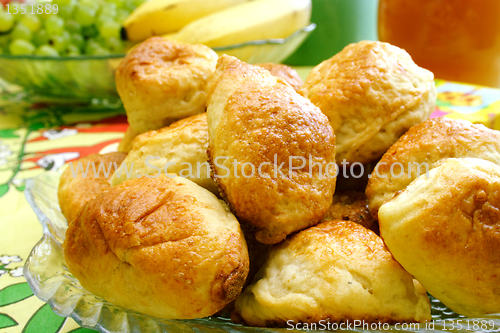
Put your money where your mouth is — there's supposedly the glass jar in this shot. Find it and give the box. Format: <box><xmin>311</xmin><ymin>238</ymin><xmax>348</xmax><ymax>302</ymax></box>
<box><xmin>378</xmin><ymin>0</ymin><xmax>500</xmax><ymax>88</ymax></box>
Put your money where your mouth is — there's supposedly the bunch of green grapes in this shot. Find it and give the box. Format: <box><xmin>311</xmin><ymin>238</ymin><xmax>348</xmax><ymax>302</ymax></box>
<box><xmin>0</xmin><ymin>0</ymin><xmax>145</xmax><ymax>56</ymax></box>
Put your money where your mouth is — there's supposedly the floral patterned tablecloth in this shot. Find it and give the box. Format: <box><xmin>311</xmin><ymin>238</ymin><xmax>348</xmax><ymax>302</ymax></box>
<box><xmin>0</xmin><ymin>77</ymin><xmax>500</xmax><ymax>333</ymax></box>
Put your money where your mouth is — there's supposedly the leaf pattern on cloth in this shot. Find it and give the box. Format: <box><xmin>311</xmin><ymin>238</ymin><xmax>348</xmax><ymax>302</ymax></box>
<box><xmin>0</xmin><ymin>282</ymin><xmax>34</xmax><ymax>307</ymax></box>
<box><xmin>23</xmin><ymin>303</ymin><xmax>66</xmax><ymax>333</ymax></box>
<box><xmin>0</xmin><ymin>313</ymin><xmax>18</xmax><ymax>329</ymax></box>
<box><xmin>0</xmin><ymin>184</ymin><xmax>8</xmax><ymax>199</ymax></box>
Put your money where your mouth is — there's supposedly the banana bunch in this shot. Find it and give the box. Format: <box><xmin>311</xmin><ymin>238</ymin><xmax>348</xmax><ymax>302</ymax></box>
<box><xmin>123</xmin><ymin>0</ymin><xmax>312</xmax><ymax>47</ymax></box>
<box><xmin>122</xmin><ymin>0</ymin><xmax>253</xmax><ymax>42</ymax></box>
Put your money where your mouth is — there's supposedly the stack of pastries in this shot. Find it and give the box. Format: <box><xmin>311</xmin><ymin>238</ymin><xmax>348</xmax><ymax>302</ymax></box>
<box><xmin>57</xmin><ymin>37</ymin><xmax>500</xmax><ymax>327</ymax></box>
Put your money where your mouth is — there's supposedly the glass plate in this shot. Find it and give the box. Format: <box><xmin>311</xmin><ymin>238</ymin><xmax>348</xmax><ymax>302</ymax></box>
<box><xmin>23</xmin><ymin>171</ymin><xmax>500</xmax><ymax>333</ymax></box>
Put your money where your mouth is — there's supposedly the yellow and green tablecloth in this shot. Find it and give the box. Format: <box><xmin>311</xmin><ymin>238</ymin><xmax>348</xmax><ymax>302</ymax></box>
<box><xmin>1</xmin><ymin>77</ymin><xmax>500</xmax><ymax>333</ymax></box>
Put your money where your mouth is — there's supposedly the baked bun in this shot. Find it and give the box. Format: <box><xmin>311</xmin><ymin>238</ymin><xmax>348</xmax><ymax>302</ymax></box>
<box><xmin>233</xmin><ymin>220</ymin><xmax>431</xmax><ymax>327</ymax></box>
<box><xmin>256</xmin><ymin>63</ymin><xmax>303</xmax><ymax>92</ymax></box>
<box><xmin>378</xmin><ymin>158</ymin><xmax>500</xmax><ymax>317</ymax></box>
<box><xmin>366</xmin><ymin>117</ymin><xmax>500</xmax><ymax>219</ymax></box>
<box><xmin>323</xmin><ymin>191</ymin><xmax>378</xmax><ymax>233</ymax></box>
<box><xmin>116</xmin><ymin>37</ymin><xmax>218</xmax><ymax>151</ymax></box>
<box><xmin>207</xmin><ymin>55</ymin><xmax>336</xmax><ymax>245</ymax></box>
<box><xmin>117</xmin><ymin>126</ymin><xmax>139</xmax><ymax>153</ymax></box>
<box><xmin>63</xmin><ymin>175</ymin><xmax>249</xmax><ymax>319</ymax></box>
<box><xmin>58</xmin><ymin>152</ymin><xmax>126</xmax><ymax>223</ymax></box>
<box><xmin>301</xmin><ymin>41</ymin><xmax>436</xmax><ymax>165</ymax></box>
<box><xmin>110</xmin><ymin>113</ymin><xmax>218</xmax><ymax>195</ymax></box>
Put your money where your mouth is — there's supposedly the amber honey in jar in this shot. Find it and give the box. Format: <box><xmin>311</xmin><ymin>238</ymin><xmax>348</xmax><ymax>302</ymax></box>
<box><xmin>378</xmin><ymin>0</ymin><xmax>500</xmax><ymax>88</ymax></box>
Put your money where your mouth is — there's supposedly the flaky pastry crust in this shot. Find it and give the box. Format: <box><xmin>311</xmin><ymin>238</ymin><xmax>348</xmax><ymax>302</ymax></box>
<box><xmin>58</xmin><ymin>152</ymin><xmax>126</xmax><ymax>223</ymax></box>
<box><xmin>63</xmin><ymin>175</ymin><xmax>249</xmax><ymax>319</ymax></box>
<box><xmin>233</xmin><ymin>220</ymin><xmax>431</xmax><ymax>327</ymax></box>
<box><xmin>207</xmin><ymin>55</ymin><xmax>336</xmax><ymax>245</ymax></box>
<box><xmin>378</xmin><ymin>158</ymin><xmax>500</xmax><ymax>317</ymax></box>
<box><xmin>116</xmin><ymin>37</ymin><xmax>218</xmax><ymax>147</ymax></box>
<box><xmin>111</xmin><ymin>113</ymin><xmax>218</xmax><ymax>194</ymax></box>
<box><xmin>301</xmin><ymin>41</ymin><xmax>436</xmax><ymax>164</ymax></box>
<box><xmin>366</xmin><ymin>117</ymin><xmax>500</xmax><ymax>219</ymax></box>
<box><xmin>256</xmin><ymin>63</ymin><xmax>303</xmax><ymax>93</ymax></box>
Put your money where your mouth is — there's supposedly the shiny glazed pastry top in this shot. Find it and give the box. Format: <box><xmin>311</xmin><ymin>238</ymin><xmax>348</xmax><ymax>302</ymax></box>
<box><xmin>206</xmin><ymin>54</ymin><xmax>336</xmax><ymax>245</ymax></box>
<box><xmin>58</xmin><ymin>152</ymin><xmax>126</xmax><ymax>223</ymax></box>
<box><xmin>115</xmin><ymin>37</ymin><xmax>218</xmax><ymax>150</ymax></box>
<box><xmin>256</xmin><ymin>62</ymin><xmax>304</xmax><ymax>93</ymax></box>
<box><xmin>366</xmin><ymin>117</ymin><xmax>500</xmax><ymax>219</ymax></box>
<box><xmin>378</xmin><ymin>158</ymin><xmax>500</xmax><ymax>317</ymax></box>
<box><xmin>63</xmin><ymin>175</ymin><xmax>249</xmax><ymax>319</ymax></box>
<box><xmin>301</xmin><ymin>40</ymin><xmax>436</xmax><ymax>165</ymax></box>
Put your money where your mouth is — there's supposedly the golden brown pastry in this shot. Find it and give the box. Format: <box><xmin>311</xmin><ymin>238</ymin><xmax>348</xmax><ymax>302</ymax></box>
<box><xmin>323</xmin><ymin>191</ymin><xmax>377</xmax><ymax>233</ymax></box>
<box><xmin>378</xmin><ymin>158</ymin><xmax>500</xmax><ymax>317</ymax></box>
<box><xmin>366</xmin><ymin>117</ymin><xmax>500</xmax><ymax>219</ymax></box>
<box><xmin>115</xmin><ymin>37</ymin><xmax>218</xmax><ymax>152</ymax></box>
<box><xmin>256</xmin><ymin>63</ymin><xmax>303</xmax><ymax>92</ymax></box>
<box><xmin>117</xmin><ymin>126</ymin><xmax>139</xmax><ymax>153</ymax></box>
<box><xmin>110</xmin><ymin>113</ymin><xmax>218</xmax><ymax>195</ymax></box>
<box><xmin>207</xmin><ymin>55</ymin><xmax>336</xmax><ymax>245</ymax></box>
<box><xmin>58</xmin><ymin>152</ymin><xmax>126</xmax><ymax>223</ymax></box>
<box><xmin>63</xmin><ymin>175</ymin><xmax>249</xmax><ymax>319</ymax></box>
<box><xmin>233</xmin><ymin>220</ymin><xmax>431</xmax><ymax>327</ymax></box>
<box><xmin>301</xmin><ymin>41</ymin><xmax>436</xmax><ymax>165</ymax></box>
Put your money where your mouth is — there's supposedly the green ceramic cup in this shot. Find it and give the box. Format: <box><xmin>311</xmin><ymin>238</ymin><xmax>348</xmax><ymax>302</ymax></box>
<box><xmin>284</xmin><ymin>0</ymin><xmax>379</xmax><ymax>66</ymax></box>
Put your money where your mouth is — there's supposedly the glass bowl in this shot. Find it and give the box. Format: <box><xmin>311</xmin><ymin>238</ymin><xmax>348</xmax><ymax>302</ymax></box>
<box><xmin>0</xmin><ymin>24</ymin><xmax>315</xmax><ymax>101</ymax></box>
<box><xmin>0</xmin><ymin>53</ymin><xmax>123</xmax><ymax>101</ymax></box>
<box><xmin>23</xmin><ymin>171</ymin><xmax>500</xmax><ymax>333</ymax></box>
<box><xmin>211</xmin><ymin>24</ymin><xmax>316</xmax><ymax>65</ymax></box>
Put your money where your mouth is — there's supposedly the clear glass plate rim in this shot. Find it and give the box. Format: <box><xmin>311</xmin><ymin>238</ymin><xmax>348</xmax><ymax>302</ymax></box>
<box><xmin>0</xmin><ymin>24</ymin><xmax>316</xmax><ymax>61</ymax></box>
